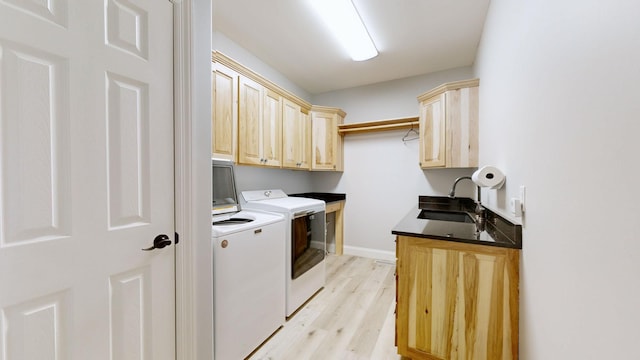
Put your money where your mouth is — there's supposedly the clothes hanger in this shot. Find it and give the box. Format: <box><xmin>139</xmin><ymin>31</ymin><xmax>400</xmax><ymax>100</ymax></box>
<box><xmin>402</xmin><ymin>124</ymin><xmax>419</xmax><ymax>142</ymax></box>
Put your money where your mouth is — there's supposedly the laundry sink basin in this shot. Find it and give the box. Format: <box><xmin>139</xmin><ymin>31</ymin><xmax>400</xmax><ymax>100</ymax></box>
<box><xmin>418</xmin><ymin>209</ymin><xmax>475</xmax><ymax>223</ymax></box>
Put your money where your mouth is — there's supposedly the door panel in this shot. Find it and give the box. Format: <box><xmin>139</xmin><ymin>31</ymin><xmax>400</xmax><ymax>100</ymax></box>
<box><xmin>0</xmin><ymin>41</ymin><xmax>71</xmax><ymax>246</ymax></box>
<box><xmin>0</xmin><ymin>1</ymin><xmax>175</xmax><ymax>358</ymax></box>
<box><xmin>109</xmin><ymin>266</ymin><xmax>152</xmax><ymax>359</ymax></box>
<box><xmin>106</xmin><ymin>72</ymin><xmax>151</xmax><ymax>229</ymax></box>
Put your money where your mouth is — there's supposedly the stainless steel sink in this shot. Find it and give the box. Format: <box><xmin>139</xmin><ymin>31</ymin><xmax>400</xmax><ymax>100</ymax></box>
<box><xmin>417</xmin><ymin>209</ymin><xmax>475</xmax><ymax>223</ymax></box>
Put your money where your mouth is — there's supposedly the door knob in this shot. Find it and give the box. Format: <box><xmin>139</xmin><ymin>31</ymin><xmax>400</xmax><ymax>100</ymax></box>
<box><xmin>142</xmin><ymin>234</ymin><xmax>172</xmax><ymax>251</ymax></box>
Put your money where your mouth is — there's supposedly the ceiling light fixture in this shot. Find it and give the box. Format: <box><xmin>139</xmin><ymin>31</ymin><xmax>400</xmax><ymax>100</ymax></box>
<box><xmin>309</xmin><ymin>0</ymin><xmax>378</xmax><ymax>61</ymax></box>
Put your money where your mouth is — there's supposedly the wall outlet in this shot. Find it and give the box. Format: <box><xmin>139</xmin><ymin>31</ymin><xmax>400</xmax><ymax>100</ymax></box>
<box><xmin>519</xmin><ymin>185</ymin><xmax>526</xmax><ymax>212</ymax></box>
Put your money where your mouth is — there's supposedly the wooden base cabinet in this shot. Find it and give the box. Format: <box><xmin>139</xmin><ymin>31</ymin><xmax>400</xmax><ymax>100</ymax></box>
<box><xmin>396</xmin><ymin>236</ymin><xmax>519</xmax><ymax>360</ymax></box>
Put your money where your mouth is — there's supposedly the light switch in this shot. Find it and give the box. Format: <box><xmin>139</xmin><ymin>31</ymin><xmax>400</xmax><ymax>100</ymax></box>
<box><xmin>510</xmin><ymin>198</ymin><xmax>522</xmax><ymax>217</ymax></box>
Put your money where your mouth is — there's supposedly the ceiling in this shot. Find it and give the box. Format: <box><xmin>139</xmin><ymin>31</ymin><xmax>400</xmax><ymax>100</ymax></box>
<box><xmin>212</xmin><ymin>0</ymin><xmax>491</xmax><ymax>95</ymax></box>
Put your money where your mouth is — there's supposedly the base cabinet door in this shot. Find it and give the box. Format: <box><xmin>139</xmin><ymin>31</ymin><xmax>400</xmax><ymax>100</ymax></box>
<box><xmin>396</xmin><ymin>236</ymin><xmax>519</xmax><ymax>360</ymax></box>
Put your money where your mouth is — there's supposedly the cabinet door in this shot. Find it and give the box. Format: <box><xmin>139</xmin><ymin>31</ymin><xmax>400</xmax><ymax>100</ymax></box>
<box><xmin>446</xmin><ymin>86</ymin><xmax>479</xmax><ymax>168</ymax></box>
<box><xmin>396</xmin><ymin>236</ymin><xmax>519</xmax><ymax>360</ymax></box>
<box><xmin>299</xmin><ymin>110</ymin><xmax>311</xmax><ymax>169</ymax></box>
<box><xmin>311</xmin><ymin>111</ymin><xmax>342</xmax><ymax>171</ymax></box>
<box><xmin>282</xmin><ymin>99</ymin><xmax>301</xmax><ymax>169</ymax></box>
<box><xmin>262</xmin><ymin>89</ymin><xmax>282</xmax><ymax>167</ymax></box>
<box><xmin>212</xmin><ymin>64</ymin><xmax>238</xmax><ymax>161</ymax></box>
<box><xmin>419</xmin><ymin>93</ymin><xmax>446</xmax><ymax>168</ymax></box>
<box><xmin>238</xmin><ymin>77</ymin><xmax>263</xmax><ymax>166</ymax></box>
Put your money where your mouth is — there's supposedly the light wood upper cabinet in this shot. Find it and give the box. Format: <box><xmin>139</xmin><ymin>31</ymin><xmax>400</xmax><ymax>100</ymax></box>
<box><xmin>310</xmin><ymin>106</ymin><xmax>345</xmax><ymax>171</ymax></box>
<box><xmin>214</xmin><ymin>51</ymin><xmax>342</xmax><ymax>171</ymax></box>
<box><xmin>396</xmin><ymin>235</ymin><xmax>519</xmax><ymax>360</ymax></box>
<box><xmin>262</xmin><ymin>89</ymin><xmax>282</xmax><ymax>167</ymax></box>
<box><xmin>212</xmin><ymin>63</ymin><xmax>238</xmax><ymax>161</ymax></box>
<box><xmin>282</xmin><ymin>99</ymin><xmax>310</xmax><ymax>170</ymax></box>
<box><xmin>418</xmin><ymin>79</ymin><xmax>479</xmax><ymax>169</ymax></box>
<box><xmin>238</xmin><ymin>76</ymin><xmax>263</xmax><ymax>165</ymax></box>
<box><xmin>238</xmin><ymin>77</ymin><xmax>282</xmax><ymax>167</ymax></box>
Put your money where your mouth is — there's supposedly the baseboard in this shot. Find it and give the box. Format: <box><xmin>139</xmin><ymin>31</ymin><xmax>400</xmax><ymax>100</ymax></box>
<box><xmin>343</xmin><ymin>245</ymin><xmax>396</xmax><ymax>262</ymax></box>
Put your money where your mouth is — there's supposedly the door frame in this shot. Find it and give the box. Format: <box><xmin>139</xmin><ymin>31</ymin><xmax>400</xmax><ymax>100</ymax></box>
<box><xmin>173</xmin><ymin>1</ymin><xmax>213</xmax><ymax>359</ymax></box>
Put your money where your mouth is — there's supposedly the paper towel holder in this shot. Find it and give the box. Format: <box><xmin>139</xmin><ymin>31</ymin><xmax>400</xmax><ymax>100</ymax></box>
<box><xmin>472</xmin><ymin>165</ymin><xmax>506</xmax><ymax>189</ymax></box>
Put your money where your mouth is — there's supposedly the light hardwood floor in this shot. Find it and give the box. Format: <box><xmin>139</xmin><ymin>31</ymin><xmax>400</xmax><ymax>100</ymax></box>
<box><xmin>249</xmin><ymin>255</ymin><xmax>403</xmax><ymax>360</ymax></box>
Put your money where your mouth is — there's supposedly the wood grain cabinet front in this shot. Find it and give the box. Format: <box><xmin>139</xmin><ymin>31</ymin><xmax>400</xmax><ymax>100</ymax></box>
<box><xmin>238</xmin><ymin>77</ymin><xmax>282</xmax><ymax>167</ymax></box>
<box><xmin>310</xmin><ymin>106</ymin><xmax>346</xmax><ymax>171</ymax></box>
<box><xmin>418</xmin><ymin>79</ymin><xmax>479</xmax><ymax>169</ymax></box>
<box><xmin>282</xmin><ymin>99</ymin><xmax>311</xmax><ymax>170</ymax></box>
<box><xmin>396</xmin><ymin>235</ymin><xmax>519</xmax><ymax>360</ymax></box>
<box><xmin>213</xmin><ymin>51</ymin><xmax>346</xmax><ymax>172</ymax></box>
<box><xmin>211</xmin><ymin>63</ymin><xmax>238</xmax><ymax>161</ymax></box>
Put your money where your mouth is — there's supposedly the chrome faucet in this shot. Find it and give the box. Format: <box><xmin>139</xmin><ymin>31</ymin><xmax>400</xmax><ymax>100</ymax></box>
<box><xmin>448</xmin><ymin>176</ymin><xmax>472</xmax><ymax>198</ymax></box>
<box><xmin>448</xmin><ymin>176</ymin><xmax>485</xmax><ymax>230</ymax></box>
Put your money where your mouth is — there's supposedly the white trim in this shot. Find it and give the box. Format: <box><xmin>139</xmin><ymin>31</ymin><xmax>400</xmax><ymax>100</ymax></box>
<box><xmin>171</xmin><ymin>0</ymin><xmax>197</xmax><ymax>360</ymax></box>
<box><xmin>173</xmin><ymin>1</ymin><xmax>195</xmax><ymax>359</ymax></box>
<box><xmin>173</xmin><ymin>0</ymin><xmax>213</xmax><ymax>359</ymax></box>
<box><xmin>343</xmin><ymin>245</ymin><xmax>396</xmax><ymax>262</ymax></box>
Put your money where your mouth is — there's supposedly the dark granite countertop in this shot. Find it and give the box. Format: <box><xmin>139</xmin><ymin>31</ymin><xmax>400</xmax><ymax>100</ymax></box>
<box><xmin>289</xmin><ymin>192</ymin><xmax>346</xmax><ymax>203</ymax></box>
<box><xmin>392</xmin><ymin>196</ymin><xmax>522</xmax><ymax>249</ymax></box>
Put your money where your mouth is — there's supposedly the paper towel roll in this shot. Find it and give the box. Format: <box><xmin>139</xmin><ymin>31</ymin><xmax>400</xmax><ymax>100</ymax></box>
<box><xmin>472</xmin><ymin>165</ymin><xmax>505</xmax><ymax>189</ymax></box>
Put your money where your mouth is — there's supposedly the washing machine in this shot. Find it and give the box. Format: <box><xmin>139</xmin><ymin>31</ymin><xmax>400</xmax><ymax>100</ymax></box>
<box><xmin>212</xmin><ymin>210</ymin><xmax>285</xmax><ymax>360</ymax></box>
<box><xmin>241</xmin><ymin>189</ymin><xmax>326</xmax><ymax>318</ymax></box>
<box><xmin>212</xmin><ymin>159</ymin><xmax>286</xmax><ymax>359</ymax></box>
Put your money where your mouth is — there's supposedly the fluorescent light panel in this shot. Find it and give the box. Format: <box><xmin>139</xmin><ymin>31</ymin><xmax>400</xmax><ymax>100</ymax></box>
<box><xmin>309</xmin><ymin>0</ymin><xmax>378</xmax><ymax>61</ymax></box>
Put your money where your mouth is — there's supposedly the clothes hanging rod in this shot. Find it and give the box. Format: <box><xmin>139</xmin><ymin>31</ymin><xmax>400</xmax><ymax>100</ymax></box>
<box><xmin>338</xmin><ymin>117</ymin><xmax>419</xmax><ymax>135</ymax></box>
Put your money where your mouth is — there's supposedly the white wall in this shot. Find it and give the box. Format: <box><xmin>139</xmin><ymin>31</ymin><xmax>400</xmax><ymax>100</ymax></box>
<box><xmin>213</xmin><ymin>31</ymin><xmax>312</xmax><ymax>102</ymax></box>
<box><xmin>475</xmin><ymin>0</ymin><xmax>640</xmax><ymax>358</ymax></box>
<box><xmin>234</xmin><ymin>165</ymin><xmax>313</xmax><ymax>195</ymax></box>
<box><xmin>312</xmin><ymin>69</ymin><xmax>478</xmax><ymax>259</ymax></box>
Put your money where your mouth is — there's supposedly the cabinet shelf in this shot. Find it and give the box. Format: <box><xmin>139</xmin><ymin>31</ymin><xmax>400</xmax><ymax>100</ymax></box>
<box><xmin>337</xmin><ymin>117</ymin><xmax>419</xmax><ymax>135</ymax></box>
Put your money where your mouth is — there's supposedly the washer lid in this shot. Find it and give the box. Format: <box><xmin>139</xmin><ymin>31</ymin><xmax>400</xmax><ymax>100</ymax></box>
<box><xmin>211</xmin><ymin>210</ymin><xmax>284</xmax><ymax>236</ymax></box>
<box><xmin>241</xmin><ymin>189</ymin><xmax>288</xmax><ymax>201</ymax></box>
<box><xmin>241</xmin><ymin>190</ymin><xmax>325</xmax><ymax>213</ymax></box>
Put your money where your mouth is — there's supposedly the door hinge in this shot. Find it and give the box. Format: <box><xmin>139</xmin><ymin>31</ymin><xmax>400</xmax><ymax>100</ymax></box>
<box><xmin>174</xmin><ymin>232</ymin><xmax>180</xmax><ymax>245</ymax></box>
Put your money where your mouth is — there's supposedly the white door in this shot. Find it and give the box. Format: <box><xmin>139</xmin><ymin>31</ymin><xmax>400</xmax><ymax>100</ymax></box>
<box><xmin>0</xmin><ymin>1</ymin><xmax>175</xmax><ymax>359</ymax></box>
